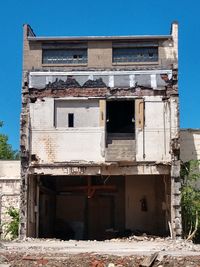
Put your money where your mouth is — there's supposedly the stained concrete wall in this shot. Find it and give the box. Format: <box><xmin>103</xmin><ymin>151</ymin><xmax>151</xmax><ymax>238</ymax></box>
<box><xmin>180</xmin><ymin>129</ymin><xmax>200</xmax><ymax>162</ymax></box>
<box><xmin>0</xmin><ymin>161</ymin><xmax>20</xmax><ymax>238</ymax></box>
<box><xmin>30</xmin><ymin>95</ymin><xmax>174</xmax><ymax>164</ymax></box>
<box><xmin>125</xmin><ymin>175</ymin><xmax>169</xmax><ymax>235</ymax></box>
<box><xmin>30</xmin><ymin>98</ymin><xmax>104</xmax><ymax>163</ymax></box>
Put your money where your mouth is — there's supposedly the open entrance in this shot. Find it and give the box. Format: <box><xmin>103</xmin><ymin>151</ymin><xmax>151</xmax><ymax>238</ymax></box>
<box><xmin>106</xmin><ymin>100</ymin><xmax>136</xmax><ymax>161</ymax></box>
<box><xmin>27</xmin><ymin>174</ymin><xmax>170</xmax><ymax>239</ymax></box>
<box><xmin>106</xmin><ymin>100</ymin><xmax>135</xmax><ymax>134</ymax></box>
<box><xmin>28</xmin><ymin>175</ymin><xmax>125</xmax><ymax>240</ymax></box>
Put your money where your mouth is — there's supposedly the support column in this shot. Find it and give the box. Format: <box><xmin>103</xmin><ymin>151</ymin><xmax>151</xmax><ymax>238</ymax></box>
<box><xmin>171</xmin><ymin>161</ymin><xmax>182</xmax><ymax>238</ymax></box>
<box><xmin>19</xmin><ymin>69</ymin><xmax>30</xmax><ymax>239</ymax></box>
<box><xmin>169</xmin><ymin>66</ymin><xmax>182</xmax><ymax>238</ymax></box>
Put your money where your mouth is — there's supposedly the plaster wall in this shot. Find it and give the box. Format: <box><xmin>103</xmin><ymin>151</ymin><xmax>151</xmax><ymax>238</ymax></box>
<box><xmin>30</xmin><ymin>98</ymin><xmax>104</xmax><ymax>163</ymax></box>
<box><xmin>125</xmin><ymin>175</ymin><xmax>168</xmax><ymax>235</ymax></box>
<box><xmin>136</xmin><ymin>96</ymin><xmax>171</xmax><ymax>162</ymax></box>
<box><xmin>180</xmin><ymin>129</ymin><xmax>200</xmax><ymax>162</ymax></box>
<box><xmin>55</xmin><ymin>99</ymin><xmax>99</xmax><ymax>128</ymax></box>
<box><xmin>31</xmin><ymin>129</ymin><xmax>105</xmax><ymax>163</ymax></box>
<box><xmin>0</xmin><ymin>161</ymin><xmax>20</xmax><ymax>178</ymax></box>
<box><xmin>30</xmin><ymin>95</ymin><xmax>174</xmax><ymax>164</ymax></box>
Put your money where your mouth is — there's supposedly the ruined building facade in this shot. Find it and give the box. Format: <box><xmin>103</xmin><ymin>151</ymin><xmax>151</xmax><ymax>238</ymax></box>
<box><xmin>20</xmin><ymin>23</ymin><xmax>181</xmax><ymax>239</ymax></box>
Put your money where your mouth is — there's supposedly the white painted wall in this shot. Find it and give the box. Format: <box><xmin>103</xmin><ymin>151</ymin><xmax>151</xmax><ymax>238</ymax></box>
<box><xmin>30</xmin><ymin>95</ymin><xmax>179</xmax><ymax>164</ymax></box>
<box><xmin>136</xmin><ymin>96</ymin><xmax>171</xmax><ymax>162</ymax></box>
<box><xmin>55</xmin><ymin>99</ymin><xmax>99</xmax><ymax>128</ymax></box>
<box><xmin>180</xmin><ymin>129</ymin><xmax>200</xmax><ymax>162</ymax></box>
<box><xmin>31</xmin><ymin>128</ymin><xmax>105</xmax><ymax>163</ymax></box>
<box><xmin>0</xmin><ymin>161</ymin><xmax>20</xmax><ymax>178</ymax></box>
<box><xmin>30</xmin><ymin>98</ymin><xmax>54</xmax><ymax>129</ymax></box>
<box><xmin>30</xmin><ymin>98</ymin><xmax>104</xmax><ymax>163</ymax></box>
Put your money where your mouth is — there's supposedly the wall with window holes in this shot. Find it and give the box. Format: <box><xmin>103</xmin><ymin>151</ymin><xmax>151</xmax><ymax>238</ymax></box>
<box><xmin>23</xmin><ymin>22</ymin><xmax>178</xmax><ymax>71</ymax></box>
<box><xmin>23</xmin><ymin>39</ymin><xmax>177</xmax><ymax>71</ymax></box>
<box><xmin>30</xmin><ymin>98</ymin><xmax>104</xmax><ymax>163</ymax></box>
<box><xmin>55</xmin><ymin>100</ymin><xmax>99</xmax><ymax>128</ymax></box>
<box><xmin>29</xmin><ymin>95</ymin><xmax>174</xmax><ymax>164</ymax></box>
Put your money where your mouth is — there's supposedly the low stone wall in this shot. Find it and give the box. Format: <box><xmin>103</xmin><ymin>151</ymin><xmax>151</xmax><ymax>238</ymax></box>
<box><xmin>0</xmin><ymin>161</ymin><xmax>20</xmax><ymax>239</ymax></box>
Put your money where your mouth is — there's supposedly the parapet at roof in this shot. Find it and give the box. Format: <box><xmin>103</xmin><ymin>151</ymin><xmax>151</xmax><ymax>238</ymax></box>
<box><xmin>25</xmin><ymin>24</ymin><xmax>173</xmax><ymax>42</ymax></box>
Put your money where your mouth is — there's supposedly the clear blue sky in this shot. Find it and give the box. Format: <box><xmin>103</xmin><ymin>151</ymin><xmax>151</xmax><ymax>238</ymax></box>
<box><xmin>0</xmin><ymin>0</ymin><xmax>199</xmax><ymax>150</ymax></box>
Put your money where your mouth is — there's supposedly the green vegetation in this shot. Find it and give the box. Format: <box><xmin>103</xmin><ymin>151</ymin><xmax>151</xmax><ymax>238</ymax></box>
<box><xmin>4</xmin><ymin>207</ymin><xmax>19</xmax><ymax>239</ymax></box>
<box><xmin>181</xmin><ymin>159</ymin><xmax>200</xmax><ymax>242</ymax></box>
<box><xmin>0</xmin><ymin>121</ymin><xmax>19</xmax><ymax>160</ymax></box>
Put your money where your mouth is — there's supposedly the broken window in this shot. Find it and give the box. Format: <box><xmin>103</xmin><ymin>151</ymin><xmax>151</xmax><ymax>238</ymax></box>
<box><xmin>112</xmin><ymin>43</ymin><xmax>158</xmax><ymax>63</ymax></box>
<box><xmin>42</xmin><ymin>49</ymin><xmax>87</xmax><ymax>64</ymax></box>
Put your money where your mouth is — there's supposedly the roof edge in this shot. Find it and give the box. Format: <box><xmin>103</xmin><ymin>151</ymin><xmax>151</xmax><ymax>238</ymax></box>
<box><xmin>28</xmin><ymin>35</ymin><xmax>172</xmax><ymax>42</ymax></box>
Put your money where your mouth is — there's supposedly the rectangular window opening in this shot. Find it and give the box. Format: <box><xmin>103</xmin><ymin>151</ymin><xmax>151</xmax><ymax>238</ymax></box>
<box><xmin>68</xmin><ymin>113</ymin><xmax>74</xmax><ymax>128</ymax></box>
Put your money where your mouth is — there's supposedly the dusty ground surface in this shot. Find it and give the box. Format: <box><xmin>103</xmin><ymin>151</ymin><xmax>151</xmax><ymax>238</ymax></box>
<box><xmin>0</xmin><ymin>237</ymin><xmax>200</xmax><ymax>266</ymax></box>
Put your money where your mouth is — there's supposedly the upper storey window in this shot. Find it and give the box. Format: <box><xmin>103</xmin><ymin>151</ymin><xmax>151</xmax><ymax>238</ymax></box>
<box><xmin>42</xmin><ymin>49</ymin><xmax>87</xmax><ymax>64</ymax></box>
<box><xmin>112</xmin><ymin>42</ymin><xmax>158</xmax><ymax>63</ymax></box>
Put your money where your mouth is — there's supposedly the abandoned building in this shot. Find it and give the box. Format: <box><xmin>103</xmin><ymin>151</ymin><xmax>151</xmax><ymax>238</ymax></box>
<box><xmin>1</xmin><ymin>129</ymin><xmax>199</xmax><ymax>239</ymax></box>
<box><xmin>20</xmin><ymin>22</ymin><xmax>182</xmax><ymax>240</ymax></box>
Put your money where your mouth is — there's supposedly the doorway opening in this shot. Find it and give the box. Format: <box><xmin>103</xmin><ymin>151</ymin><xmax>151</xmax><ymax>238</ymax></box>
<box><xmin>105</xmin><ymin>100</ymin><xmax>135</xmax><ymax>161</ymax></box>
<box><xmin>28</xmin><ymin>175</ymin><xmax>125</xmax><ymax>240</ymax></box>
<box><xmin>106</xmin><ymin>100</ymin><xmax>135</xmax><ymax>134</ymax></box>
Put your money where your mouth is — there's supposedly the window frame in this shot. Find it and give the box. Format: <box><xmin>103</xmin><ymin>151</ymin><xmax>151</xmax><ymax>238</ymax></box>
<box><xmin>112</xmin><ymin>42</ymin><xmax>159</xmax><ymax>65</ymax></box>
<box><xmin>42</xmin><ymin>48</ymin><xmax>88</xmax><ymax>65</ymax></box>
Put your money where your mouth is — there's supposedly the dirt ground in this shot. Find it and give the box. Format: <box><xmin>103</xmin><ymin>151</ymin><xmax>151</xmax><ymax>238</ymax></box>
<box><xmin>0</xmin><ymin>237</ymin><xmax>200</xmax><ymax>266</ymax></box>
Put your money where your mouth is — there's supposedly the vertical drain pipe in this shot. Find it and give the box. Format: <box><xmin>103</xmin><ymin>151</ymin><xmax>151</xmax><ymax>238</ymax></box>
<box><xmin>163</xmin><ymin>102</ymin><xmax>167</xmax><ymax>156</ymax></box>
<box><xmin>143</xmin><ymin>100</ymin><xmax>146</xmax><ymax>159</ymax></box>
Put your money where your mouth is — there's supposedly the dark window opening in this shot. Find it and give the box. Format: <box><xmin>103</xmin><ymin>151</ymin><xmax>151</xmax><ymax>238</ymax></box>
<box><xmin>113</xmin><ymin>47</ymin><xmax>158</xmax><ymax>63</ymax></box>
<box><xmin>42</xmin><ymin>49</ymin><xmax>87</xmax><ymax>64</ymax></box>
<box><xmin>106</xmin><ymin>101</ymin><xmax>135</xmax><ymax>134</ymax></box>
<box><xmin>68</xmin><ymin>113</ymin><xmax>74</xmax><ymax>127</ymax></box>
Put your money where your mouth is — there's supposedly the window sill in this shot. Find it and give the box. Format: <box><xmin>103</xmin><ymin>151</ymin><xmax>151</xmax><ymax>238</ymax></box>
<box><xmin>42</xmin><ymin>63</ymin><xmax>88</xmax><ymax>67</ymax></box>
<box><xmin>112</xmin><ymin>61</ymin><xmax>159</xmax><ymax>66</ymax></box>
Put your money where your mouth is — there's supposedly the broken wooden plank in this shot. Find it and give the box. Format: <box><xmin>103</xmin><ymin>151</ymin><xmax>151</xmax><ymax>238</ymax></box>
<box><xmin>140</xmin><ymin>252</ymin><xmax>159</xmax><ymax>267</ymax></box>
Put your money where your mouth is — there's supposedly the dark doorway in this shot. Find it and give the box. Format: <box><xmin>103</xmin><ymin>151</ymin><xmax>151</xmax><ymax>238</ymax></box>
<box><xmin>106</xmin><ymin>100</ymin><xmax>135</xmax><ymax>133</ymax></box>
<box><xmin>37</xmin><ymin>176</ymin><xmax>125</xmax><ymax>240</ymax></box>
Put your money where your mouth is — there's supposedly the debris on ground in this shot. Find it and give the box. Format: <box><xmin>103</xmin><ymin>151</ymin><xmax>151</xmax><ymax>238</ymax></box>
<box><xmin>0</xmin><ymin>237</ymin><xmax>200</xmax><ymax>266</ymax></box>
